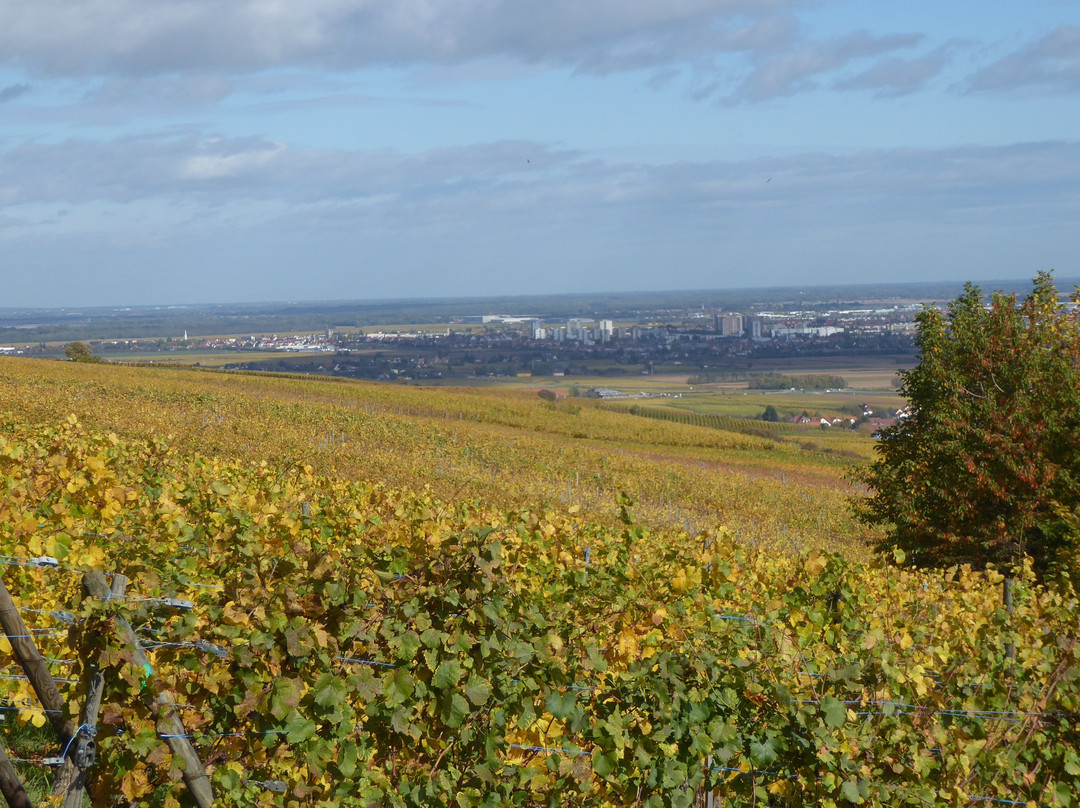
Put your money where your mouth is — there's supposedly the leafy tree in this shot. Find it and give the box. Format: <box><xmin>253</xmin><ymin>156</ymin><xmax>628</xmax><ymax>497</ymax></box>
<box><xmin>761</xmin><ymin>404</ymin><xmax>780</xmax><ymax>422</ymax></box>
<box><xmin>64</xmin><ymin>341</ymin><xmax>101</xmax><ymax>363</ymax></box>
<box><xmin>857</xmin><ymin>272</ymin><xmax>1080</xmax><ymax>574</ymax></box>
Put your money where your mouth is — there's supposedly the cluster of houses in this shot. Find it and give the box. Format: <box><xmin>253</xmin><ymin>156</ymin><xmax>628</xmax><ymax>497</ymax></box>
<box><xmin>792</xmin><ymin>414</ymin><xmax>860</xmax><ymax>428</ymax></box>
<box><xmin>793</xmin><ymin>405</ymin><xmax>913</xmax><ymax>430</ymax></box>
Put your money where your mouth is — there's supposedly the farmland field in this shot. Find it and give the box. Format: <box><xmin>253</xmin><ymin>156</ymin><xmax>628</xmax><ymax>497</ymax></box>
<box><xmin>0</xmin><ymin>358</ymin><xmax>877</xmax><ymax>553</ymax></box>
<box><xmin>1</xmin><ymin>357</ymin><xmax>1076</xmax><ymax>807</ymax></box>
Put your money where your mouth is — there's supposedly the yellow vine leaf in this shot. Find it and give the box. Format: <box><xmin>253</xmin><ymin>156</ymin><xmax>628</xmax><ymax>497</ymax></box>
<box><xmin>803</xmin><ymin>551</ymin><xmax>827</xmax><ymax>576</ymax></box>
<box><xmin>19</xmin><ymin>708</ymin><xmax>48</xmax><ymax>728</ymax></box>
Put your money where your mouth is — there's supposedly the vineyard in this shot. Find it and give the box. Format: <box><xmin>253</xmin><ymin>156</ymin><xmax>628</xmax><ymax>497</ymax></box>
<box><xmin>1</xmin><ymin>359</ymin><xmax>1078</xmax><ymax>807</ymax></box>
<box><xmin>602</xmin><ymin>404</ymin><xmax>801</xmax><ymax>438</ymax></box>
<box><xmin>0</xmin><ymin>359</ymin><xmax>871</xmax><ymax>554</ymax></box>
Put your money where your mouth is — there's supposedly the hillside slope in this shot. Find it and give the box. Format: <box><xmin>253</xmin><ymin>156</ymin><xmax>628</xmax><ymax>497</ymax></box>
<box><xmin>0</xmin><ymin>358</ymin><xmax>875</xmax><ymax>554</ymax></box>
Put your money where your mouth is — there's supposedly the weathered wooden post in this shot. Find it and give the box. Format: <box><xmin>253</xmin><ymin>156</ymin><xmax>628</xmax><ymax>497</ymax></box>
<box><xmin>0</xmin><ymin>742</ymin><xmax>34</xmax><ymax>808</ymax></box>
<box><xmin>0</xmin><ymin>576</ymin><xmax>76</xmax><ymax>747</ymax></box>
<box><xmin>705</xmin><ymin>755</ymin><xmax>715</xmax><ymax>808</ymax></box>
<box><xmin>0</xmin><ymin>573</ymin><xmax>82</xmax><ymax>795</ymax></box>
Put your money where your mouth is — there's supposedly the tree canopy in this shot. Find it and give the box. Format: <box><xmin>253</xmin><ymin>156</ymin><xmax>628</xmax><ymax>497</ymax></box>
<box><xmin>857</xmin><ymin>272</ymin><xmax>1080</xmax><ymax>575</ymax></box>
<box><xmin>64</xmin><ymin>341</ymin><xmax>101</xmax><ymax>363</ymax></box>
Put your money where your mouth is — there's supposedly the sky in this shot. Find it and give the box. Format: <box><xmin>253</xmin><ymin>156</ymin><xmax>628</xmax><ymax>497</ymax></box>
<box><xmin>0</xmin><ymin>1</ymin><xmax>1078</xmax><ymax>307</ymax></box>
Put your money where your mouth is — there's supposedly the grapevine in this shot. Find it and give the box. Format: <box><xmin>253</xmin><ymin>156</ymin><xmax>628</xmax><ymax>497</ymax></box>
<box><xmin>1</xmin><ymin>412</ymin><xmax>1078</xmax><ymax>807</ymax></box>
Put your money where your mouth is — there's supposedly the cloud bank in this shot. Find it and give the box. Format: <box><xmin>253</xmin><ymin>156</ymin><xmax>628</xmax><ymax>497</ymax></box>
<box><xmin>968</xmin><ymin>24</ymin><xmax>1080</xmax><ymax>94</ymax></box>
<box><xmin>0</xmin><ymin>0</ymin><xmax>941</xmax><ymax>104</ymax></box>
<box><xmin>3</xmin><ymin>2</ymin><xmax>1072</xmax><ymax>104</ymax></box>
<box><xmin>0</xmin><ymin>1</ymin><xmax>805</xmax><ymax>75</ymax></box>
<box><xmin>2</xmin><ymin>133</ymin><xmax>1076</xmax><ymax>229</ymax></box>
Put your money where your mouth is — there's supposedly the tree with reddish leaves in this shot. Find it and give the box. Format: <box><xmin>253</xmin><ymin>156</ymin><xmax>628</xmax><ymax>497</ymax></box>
<box><xmin>857</xmin><ymin>272</ymin><xmax>1080</xmax><ymax>576</ymax></box>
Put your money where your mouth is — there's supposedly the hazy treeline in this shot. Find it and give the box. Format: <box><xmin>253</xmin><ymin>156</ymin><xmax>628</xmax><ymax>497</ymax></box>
<box><xmin>747</xmin><ymin>373</ymin><xmax>847</xmax><ymax>390</ymax></box>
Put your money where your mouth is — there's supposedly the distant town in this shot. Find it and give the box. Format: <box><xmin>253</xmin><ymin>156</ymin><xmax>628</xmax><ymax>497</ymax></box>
<box><xmin>15</xmin><ymin>277</ymin><xmax>1070</xmax><ymax>382</ymax></box>
<box><xmin>1</xmin><ymin>301</ymin><xmax>921</xmax><ymax>381</ymax></box>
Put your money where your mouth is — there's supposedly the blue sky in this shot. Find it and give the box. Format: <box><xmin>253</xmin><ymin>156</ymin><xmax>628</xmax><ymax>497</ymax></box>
<box><xmin>0</xmin><ymin>1</ymin><xmax>1078</xmax><ymax>307</ymax></box>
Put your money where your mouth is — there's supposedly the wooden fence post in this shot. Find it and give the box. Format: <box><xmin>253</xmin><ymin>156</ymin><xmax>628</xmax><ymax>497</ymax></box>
<box><xmin>704</xmin><ymin>755</ymin><xmax>715</xmax><ymax>808</ymax></box>
<box><xmin>0</xmin><ymin>741</ymin><xmax>34</xmax><ymax>808</ymax></box>
<box><xmin>0</xmin><ymin>573</ymin><xmax>83</xmax><ymax>794</ymax></box>
<box><xmin>0</xmin><ymin>576</ymin><xmax>76</xmax><ymax>746</ymax></box>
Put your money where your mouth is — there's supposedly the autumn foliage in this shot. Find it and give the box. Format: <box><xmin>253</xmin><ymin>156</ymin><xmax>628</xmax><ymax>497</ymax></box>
<box><xmin>858</xmin><ymin>272</ymin><xmax>1080</xmax><ymax>574</ymax></box>
<box><xmin>3</xmin><ymin>417</ymin><xmax>1079</xmax><ymax>806</ymax></box>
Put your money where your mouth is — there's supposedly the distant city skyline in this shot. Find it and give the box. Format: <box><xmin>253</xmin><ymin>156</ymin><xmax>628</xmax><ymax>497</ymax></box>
<box><xmin>1</xmin><ymin>1</ymin><xmax>1078</xmax><ymax>307</ymax></box>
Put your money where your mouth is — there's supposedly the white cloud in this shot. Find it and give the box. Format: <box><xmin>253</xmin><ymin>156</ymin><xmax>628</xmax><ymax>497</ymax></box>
<box><xmin>835</xmin><ymin>42</ymin><xmax>957</xmax><ymax>98</ymax></box>
<box><xmin>0</xmin><ymin>1</ymin><xmax>944</xmax><ymax>106</ymax></box>
<box><xmin>0</xmin><ymin>0</ymin><xmax>796</xmax><ymax>76</ymax></box>
<box><xmin>2</xmin><ymin>132</ymin><xmax>1077</xmax><ymax>235</ymax></box>
<box><xmin>180</xmin><ymin>142</ymin><xmax>287</xmax><ymax>180</ymax></box>
<box><xmin>89</xmin><ymin>75</ymin><xmax>235</xmax><ymax>105</ymax></box>
<box><xmin>0</xmin><ymin>133</ymin><xmax>581</xmax><ymax>208</ymax></box>
<box><xmin>968</xmin><ymin>24</ymin><xmax>1080</xmax><ymax>94</ymax></box>
<box><xmin>2</xmin><ymin>135</ymin><xmax>1077</xmax><ymax>306</ymax></box>
<box><xmin>722</xmin><ymin>30</ymin><xmax>922</xmax><ymax>102</ymax></box>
